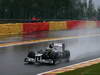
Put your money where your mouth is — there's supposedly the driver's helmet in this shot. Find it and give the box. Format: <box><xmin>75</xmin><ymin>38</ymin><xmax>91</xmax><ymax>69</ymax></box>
<box><xmin>49</xmin><ymin>43</ymin><xmax>54</xmax><ymax>48</ymax></box>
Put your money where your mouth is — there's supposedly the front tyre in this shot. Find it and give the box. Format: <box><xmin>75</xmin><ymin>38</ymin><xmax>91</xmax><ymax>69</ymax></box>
<box><xmin>24</xmin><ymin>58</ymin><xmax>28</xmax><ymax>62</ymax></box>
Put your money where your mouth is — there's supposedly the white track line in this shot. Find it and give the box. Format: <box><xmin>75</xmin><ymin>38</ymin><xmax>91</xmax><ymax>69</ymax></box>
<box><xmin>0</xmin><ymin>34</ymin><xmax>100</xmax><ymax>47</ymax></box>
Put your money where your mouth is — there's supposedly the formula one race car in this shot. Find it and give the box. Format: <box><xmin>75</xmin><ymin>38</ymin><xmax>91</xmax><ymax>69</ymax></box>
<box><xmin>24</xmin><ymin>43</ymin><xmax>70</xmax><ymax>65</ymax></box>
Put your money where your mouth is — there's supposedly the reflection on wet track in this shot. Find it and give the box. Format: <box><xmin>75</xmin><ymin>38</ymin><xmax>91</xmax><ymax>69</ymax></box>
<box><xmin>0</xmin><ymin>29</ymin><xmax>100</xmax><ymax>75</ymax></box>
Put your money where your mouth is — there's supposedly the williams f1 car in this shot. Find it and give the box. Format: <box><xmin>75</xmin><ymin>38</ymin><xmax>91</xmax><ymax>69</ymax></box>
<box><xmin>24</xmin><ymin>43</ymin><xmax>70</xmax><ymax>65</ymax></box>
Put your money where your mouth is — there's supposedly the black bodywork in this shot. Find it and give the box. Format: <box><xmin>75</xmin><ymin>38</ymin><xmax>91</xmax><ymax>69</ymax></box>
<box><xmin>24</xmin><ymin>43</ymin><xmax>70</xmax><ymax>65</ymax></box>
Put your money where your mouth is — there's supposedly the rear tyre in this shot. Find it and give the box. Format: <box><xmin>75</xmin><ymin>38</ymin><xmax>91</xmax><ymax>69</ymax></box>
<box><xmin>52</xmin><ymin>59</ymin><xmax>56</xmax><ymax>65</ymax></box>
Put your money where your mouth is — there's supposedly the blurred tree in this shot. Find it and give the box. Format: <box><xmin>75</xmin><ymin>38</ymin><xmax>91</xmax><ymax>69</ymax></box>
<box><xmin>0</xmin><ymin>0</ymin><xmax>97</xmax><ymax>20</ymax></box>
<box><xmin>97</xmin><ymin>7</ymin><xmax>100</xmax><ymax>20</ymax></box>
<box><xmin>87</xmin><ymin>0</ymin><xmax>97</xmax><ymax>20</ymax></box>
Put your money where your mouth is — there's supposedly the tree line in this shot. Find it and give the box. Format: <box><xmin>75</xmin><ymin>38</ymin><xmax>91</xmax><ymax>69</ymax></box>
<box><xmin>0</xmin><ymin>0</ymin><xmax>100</xmax><ymax>20</ymax></box>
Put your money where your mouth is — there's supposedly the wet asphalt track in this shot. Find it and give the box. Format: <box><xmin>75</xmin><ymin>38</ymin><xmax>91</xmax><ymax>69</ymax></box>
<box><xmin>0</xmin><ymin>29</ymin><xmax>100</xmax><ymax>75</ymax></box>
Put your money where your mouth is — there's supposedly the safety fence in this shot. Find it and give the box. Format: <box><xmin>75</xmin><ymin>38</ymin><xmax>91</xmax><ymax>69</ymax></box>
<box><xmin>0</xmin><ymin>20</ymin><xmax>100</xmax><ymax>35</ymax></box>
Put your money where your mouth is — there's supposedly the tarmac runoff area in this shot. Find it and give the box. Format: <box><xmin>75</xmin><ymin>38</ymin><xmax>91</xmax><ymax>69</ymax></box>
<box><xmin>37</xmin><ymin>58</ymin><xmax>100</xmax><ymax>75</ymax></box>
<box><xmin>0</xmin><ymin>33</ymin><xmax>100</xmax><ymax>47</ymax></box>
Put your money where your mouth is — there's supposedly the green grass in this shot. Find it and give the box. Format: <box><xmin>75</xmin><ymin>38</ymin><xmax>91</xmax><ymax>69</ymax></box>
<box><xmin>57</xmin><ymin>63</ymin><xmax>100</xmax><ymax>75</ymax></box>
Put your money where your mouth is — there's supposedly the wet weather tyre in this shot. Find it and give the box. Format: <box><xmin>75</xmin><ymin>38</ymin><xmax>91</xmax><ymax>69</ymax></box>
<box><xmin>27</xmin><ymin>51</ymin><xmax>35</xmax><ymax>58</ymax></box>
<box><xmin>52</xmin><ymin>60</ymin><xmax>56</xmax><ymax>65</ymax></box>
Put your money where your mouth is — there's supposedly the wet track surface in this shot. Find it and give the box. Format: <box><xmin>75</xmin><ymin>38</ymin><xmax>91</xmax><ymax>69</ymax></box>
<box><xmin>0</xmin><ymin>29</ymin><xmax>100</xmax><ymax>75</ymax></box>
<box><xmin>1</xmin><ymin>28</ymin><xmax>100</xmax><ymax>44</ymax></box>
